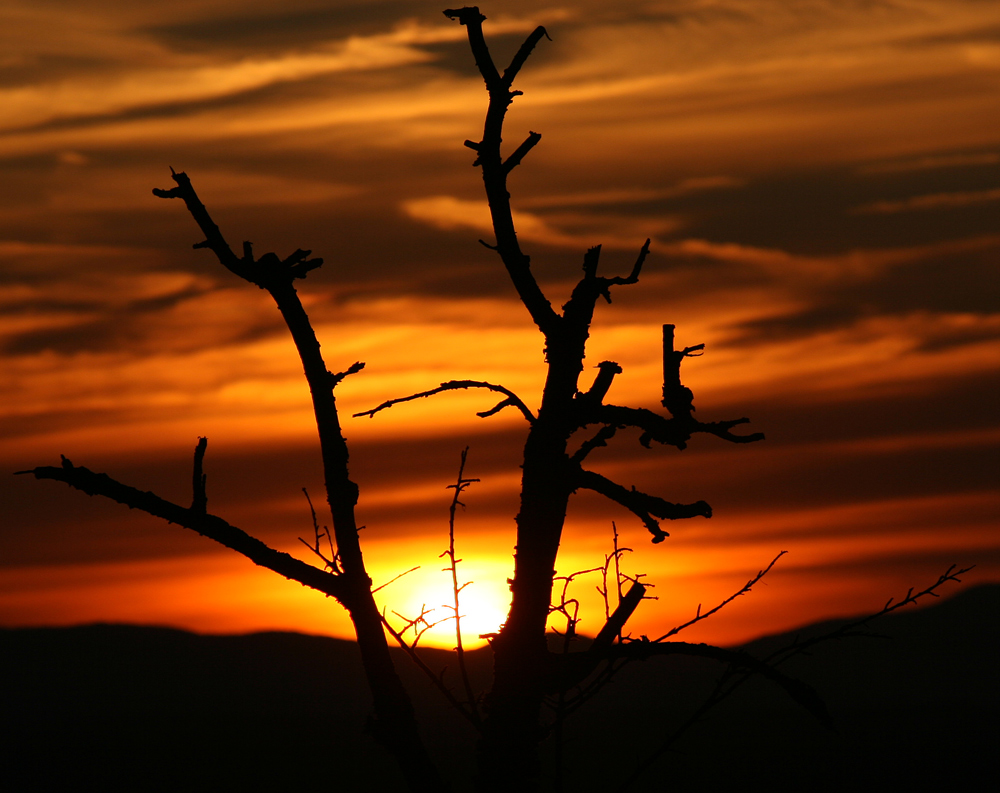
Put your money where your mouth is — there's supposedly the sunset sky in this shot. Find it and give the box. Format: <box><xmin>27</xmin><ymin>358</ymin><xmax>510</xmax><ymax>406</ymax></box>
<box><xmin>2</xmin><ymin>0</ymin><xmax>997</xmax><ymax>649</ymax></box>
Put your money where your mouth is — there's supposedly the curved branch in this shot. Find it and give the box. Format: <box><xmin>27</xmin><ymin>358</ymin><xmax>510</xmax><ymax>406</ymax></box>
<box><xmin>573</xmin><ymin>467</ymin><xmax>712</xmax><ymax>544</ymax></box>
<box><xmin>583</xmin><ymin>404</ymin><xmax>763</xmax><ymax>449</ymax></box>
<box><xmin>765</xmin><ymin>563</ymin><xmax>976</xmax><ymax>667</ymax></box>
<box><xmin>354</xmin><ymin>380</ymin><xmax>536</xmax><ymax>423</ymax></box>
<box><xmin>569</xmin><ymin>423</ymin><xmax>618</xmax><ymax>464</ymax></box>
<box><xmin>19</xmin><ymin>458</ymin><xmax>349</xmax><ymax>604</ymax></box>
<box><xmin>655</xmin><ymin>552</ymin><xmax>786</xmax><ymax>641</ymax></box>
<box><xmin>585</xmin><ymin>404</ymin><xmax>693</xmax><ymax>449</ymax></box>
<box><xmin>380</xmin><ymin>614</ymin><xmax>483</xmax><ymax>732</ymax></box>
<box><xmin>153</xmin><ymin>171</ymin><xmax>324</xmax><ymax>287</ymax></box>
<box><xmin>698</xmin><ymin>417</ymin><xmax>766</xmax><ymax>444</ymax></box>
<box><xmin>607</xmin><ymin>640</ymin><xmax>832</xmax><ymax>728</ymax></box>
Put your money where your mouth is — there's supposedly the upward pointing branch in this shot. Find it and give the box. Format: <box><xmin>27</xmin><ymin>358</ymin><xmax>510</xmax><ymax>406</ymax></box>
<box><xmin>444</xmin><ymin>8</ymin><xmax>501</xmax><ymax>91</ymax></box>
<box><xmin>446</xmin><ymin>6</ymin><xmax>559</xmax><ymax>335</ymax></box>
<box><xmin>20</xmin><ymin>458</ymin><xmax>349</xmax><ymax>603</ymax></box>
<box><xmin>153</xmin><ymin>170</ymin><xmax>243</xmax><ymax>278</ymax></box>
<box><xmin>503</xmin><ymin>25</ymin><xmax>551</xmax><ymax>87</ymax></box>
<box><xmin>154</xmin><ymin>170</ymin><xmax>444</xmax><ymax>790</ymax></box>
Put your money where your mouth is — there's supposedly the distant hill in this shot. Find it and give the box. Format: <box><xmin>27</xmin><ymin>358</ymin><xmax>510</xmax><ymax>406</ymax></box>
<box><xmin>2</xmin><ymin>585</ymin><xmax>996</xmax><ymax>791</ymax></box>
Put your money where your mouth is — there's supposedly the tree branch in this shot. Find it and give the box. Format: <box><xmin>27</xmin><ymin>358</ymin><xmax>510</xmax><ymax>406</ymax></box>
<box><xmin>380</xmin><ymin>614</ymin><xmax>483</xmax><ymax>732</ymax></box>
<box><xmin>661</xmin><ymin>323</ymin><xmax>702</xmax><ymax>419</ymax></box>
<box><xmin>608</xmin><ymin>640</ymin><xmax>832</xmax><ymax>728</ymax></box>
<box><xmin>569</xmin><ymin>424</ymin><xmax>619</xmax><ymax>464</ymax></box>
<box><xmin>590</xmin><ymin>581</ymin><xmax>646</xmax><ymax>654</ymax></box>
<box><xmin>765</xmin><ymin>563</ymin><xmax>976</xmax><ymax>667</ymax></box>
<box><xmin>191</xmin><ymin>436</ymin><xmax>208</xmax><ymax>514</ymax></box>
<box><xmin>443</xmin><ymin>8</ymin><xmax>501</xmax><ymax>91</ymax></box>
<box><xmin>573</xmin><ymin>467</ymin><xmax>712</xmax><ymax>544</ymax></box>
<box><xmin>502</xmin><ymin>26</ymin><xmax>550</xmax><ymax>87</ymax></box>
<box><xmin>561</xmin><ymin>238</ymin><xmax>650</xmax><ymax>330</ymax></box>
<box><xmin>442</xmin><ymin>447</ymin><xmax>482</xmax><ymax>725</ymax></box>
<box><xmin>153</xmin><ymin>169</ymin><xmax>446</xmax><ymax>790</ymax></box>
<box><xmin>579</xmin><ymin>361</ymin><xmax>621</xmax><ymax>406</ymax></box>
<box><xmin>655</xmin><ymin>552</ymin><xmax>786</xmax><ymax>641</ymax></box>
<box><xmin>19</xmin><ymin>458</ymin><xmax>349</xmax><ymax>604</ymax></box>
<box><xmin>446</xmin><ymin>6</ymin><xmax>559</xmax><ymax>336</ymax></box>
<box><xmin>502</xmin><ymin>131</ymin><xmax>542</xmax><ymax>175</ymax></box>
<box><xmin>582</xmin><ymin>403</ymin><xmax>763</xmax><ymax>450</ymax></box>
<box><xmin>153</xmin><ymin>169</ymin><xmax>243</xmax><ymax>276</ymax></box>
<box><xmin>354</xmin><ymin>379</ymin><xmax>535</xmax><ymax>423</ymax></box>
<box><xmin>153</xmin><ymin>170</ymin><xmax>324</xmax><ymax>287</ymax></box>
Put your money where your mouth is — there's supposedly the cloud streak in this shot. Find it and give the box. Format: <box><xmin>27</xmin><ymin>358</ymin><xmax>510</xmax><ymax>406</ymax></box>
<box><xmin>1</xmin><ymin>0</ymin><xmax>997</xmax><ymax>643</ymax></box>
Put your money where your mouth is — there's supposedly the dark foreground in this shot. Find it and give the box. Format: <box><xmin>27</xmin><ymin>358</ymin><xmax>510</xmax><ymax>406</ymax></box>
<box><xmin>2</xmin><ymin>585</ymin><xmax>997</xmax><ymax>791</ymax></box>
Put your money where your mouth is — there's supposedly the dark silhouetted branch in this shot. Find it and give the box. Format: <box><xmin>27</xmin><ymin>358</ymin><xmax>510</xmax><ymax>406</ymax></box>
<box><xmin>590</xmin><ymin>581</ymin><xmax>646</xmax><ymax>654</ymax></box>
<box><xmin>502</xmin><ymin>26</ymin><xmax>550</xmax><ymax>87</ymax></box>
<box><xmin>569</xmin><ymin>423</ymin><xmax>619</xmax><ymax>464</ymax></box>
<box><xmin>655</xmin><ymin>551</ymin><xmax>786</xmax><ymax>641</ymax></box>
<box><xmin>618</xmin><ymin>564</ymin><xmax>972</xmax><ymax>792</ymax></box>
<box><xmin>446</xmin><ymin>6</ymin><xmax>558</xmax><ymax>335</ymax></box>
<box><xmin>354</xmin><ymin>379</ymin><xmax>535</xmax><ymax>423</ymax></box>
<box><xmin>153</xmin><ymin>169</ymin><xmax>243</xmax><ymax>277</ymax></box>
<box><xmin>561</xmin><ymin>239</ymin><xmax>650</xmax><ymax>333</ymax></box>
<box><xmin>191</xmin><ymin>436</ymin><xmax>208</xmax><ymax>514</ymax></box>
<box><xmin>298</xmin><ymin>487</ymin><xmax>340</xmax><ymax>573</ymax></box>
<box><xmin>608</xmin><ymin>640</ymin><xmax>831</xmax><ymax>728</ymax></box>
<box><xmin>441</xmin><ymin>447</ymin><xmax>483</xmax><ymax>724</ymax></box>
<box><xmin>573</xmin><ymin>467</ymin><xmax>712</xmax><ymax>543</ymax></box>
<box><xmin>329</xmin><ymin>361</ymin><xmax>366</xmax><ymax>389</ymax></box>
<box><xmin>581</xmin><ymin>361</ymin><xmax>621</xmax><ymax>405</ymax></box>
<box><xmin>372</xmin><ymin>566</ymin><xmax>421</xmax><ymax>595</ymax></box>
<box><xmin>20</xmin><ymin>458</ymin><xmax>349</xmax><ymax>603</ymax></box>
<box><xmin>698</xmin><ymin>416</ymin><xmax>766</xmax><ymax>444</ymax></box>
<box><xmin>154</xmin><ymin>169</ymin><xmax>446</xmax><ymax>792</ymax></box>
<box><xmin>582</xmin><ymin>403</ymin><xmax>763</xmax><ymax>449</ymax></box>
<box><xmin>380</xmin><ymin>613</ymin><xmax>483</xmax><ymax>731</ymax></box>
<box><xmin>765</xmin><ymin>563</ymin><xmax>976</xmax><ymax>667</ymax></box>
<box><xmin>503</xmin><ymin>131</ymin><xmax>542</xmax><ymax>174</ymax></box>
<box><xmin>443</xmin><ymin>8</ymin><xmax>500</xmax><ymax>90</ymax></box>
<box><xmin>661</xmin><ymin>324</ymin><xmax>702</xmax><ymax>419</ymax></box>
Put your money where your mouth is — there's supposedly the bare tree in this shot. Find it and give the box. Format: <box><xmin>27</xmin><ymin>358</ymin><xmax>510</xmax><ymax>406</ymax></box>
<box><xmin>19</xmin><ymin>7</ymin><xmax>970</xmax><ymax>792</ymax></box>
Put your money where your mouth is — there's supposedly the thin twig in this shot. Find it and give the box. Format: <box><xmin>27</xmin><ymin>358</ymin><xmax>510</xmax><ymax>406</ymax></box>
<box><xmin>380</xmin><ymin>612</ymin><xmax>483</xmax><ymax>731</ymax></box>
<box><xmin>654</xmin><ymin>551</ymin><xmax>786</xmax><ymax>641</ymax></box>
<box><xmin>297</xmin><ymin>487</ymin><xmax>340</xmax><ymax>573</ymax></box>
<box><xmin>764</xmin><ymin>563</ymin><xmax>975</xmax><ymax>667</ymax></box>
<box><xmin>441</xmin><ymin>447</ymin><xmax>482</xmax><ymax>723</ymax></box>
<box><xmin>617</xmin><ymin>564</ymin><xmax>973</xmax><ymax>791</ymax></box>
<box><xmin>354</xmin><ymin>380</ymin><xmax>535</xmax><ymax>423</ymax></box>
<box><xmin>372</xmin><ymin>566</ymin><xmax>421</xmax><ymax>595</ymax></box>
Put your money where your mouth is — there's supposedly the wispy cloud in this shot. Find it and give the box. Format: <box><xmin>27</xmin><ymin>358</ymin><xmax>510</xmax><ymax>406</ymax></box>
<box><xmin>853</xmin><ymin>187</ymin><xmax>1000</xmax><ymax>214</ymax></box>
<box><xmin>1</xmin><ymin>0</ymin><xmax>998</xmax><ymax>641</ymax></box>
<box><xmin>402</xmin><ymin>195</ymin><xmax>680</xmax><ymax>250</ymax></box>
<box><xmin>857</xmin><ymin>151</ymin><xmax>1000</xmax><ymax>174</ymax></box>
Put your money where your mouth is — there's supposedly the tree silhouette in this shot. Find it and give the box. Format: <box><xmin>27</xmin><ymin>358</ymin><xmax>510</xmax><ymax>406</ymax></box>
<box><xmin>19</xmin><ymin>7</ymin><xmax>970</xmax><ymax>792</ymax></box>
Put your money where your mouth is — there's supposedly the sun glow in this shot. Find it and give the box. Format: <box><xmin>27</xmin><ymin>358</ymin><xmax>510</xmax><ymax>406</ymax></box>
<box><xmin>368</xmin><ymin>537</ymin><xmax>514</xmax><ymax>650</ymax></box>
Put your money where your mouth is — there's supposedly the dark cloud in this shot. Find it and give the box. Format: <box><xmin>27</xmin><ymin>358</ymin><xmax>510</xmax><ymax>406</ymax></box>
<box><xmin>2</xmin><ymin>0</ymin><xmax>997</xmax><ymax>634</ymax></box>
<box><xmin>726</xmin><ymin>237</ymin><xmax>1000</xmax><ymax>345</ymax></box>
<box><xmin>143</xmin><ymin>1</ymin><xmax>421</xmax><ymax>54</ymax></box>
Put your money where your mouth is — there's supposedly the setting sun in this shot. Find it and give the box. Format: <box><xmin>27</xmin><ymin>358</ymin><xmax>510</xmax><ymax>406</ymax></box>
<box><xmin>2</xmin><ymin>0</ymin><xmax>996</xmax><ymax>668</ymax></box>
